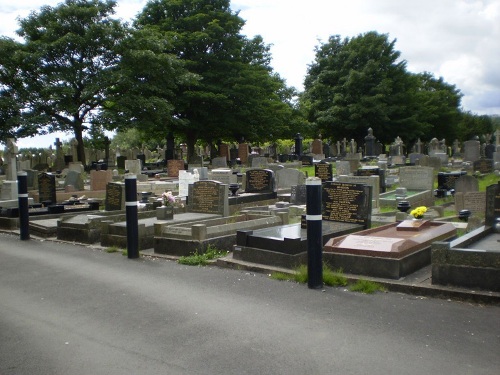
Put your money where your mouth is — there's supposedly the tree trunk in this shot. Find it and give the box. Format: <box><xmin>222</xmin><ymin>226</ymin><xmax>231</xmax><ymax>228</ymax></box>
<box><xmin>73</xmin><ymin>123</ymin><xmax>86</xmax><ymax>166</ymax></box>
<box><xmin>185</xmin><ymin>131</ymin><xmax>198</xmax><ymax>162</ymax></box>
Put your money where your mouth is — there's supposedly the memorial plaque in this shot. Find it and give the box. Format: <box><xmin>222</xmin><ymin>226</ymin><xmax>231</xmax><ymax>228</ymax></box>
<box><xmin>290</xmin><ymin>185</ymin><xmax>307</xmax><ymax>205</ymax></box>
<box><xmin>38</xmin><ymin>172</ymin><xmax>57</xmax><ymax>204</ymax></box>
<box><xmin>245</xmin><ymin>169</ymin><xmax>274</xmax><ymax>193</ymax></box>
<box><xmin>322</xmin><ymin>181</ymin><xmax>372</xmax><ymax>228</ymax></box>
<box><xmin>315</xmin><ymin>163</ymin><xmax>333</xmax><ymax>182</ymax></box>
<box><xmin>189</xmin><ymin>180</ymin><xmax>227</xmax><ymax>216</ymax></box>
<box><xmin>167</xmin><ymin>159</ymin><xmax>185</xmax><ymax>178</ymax></box>
<box><xmin>105</xmin><ymin>182</ymin><xmax>124</xmax><ymax>211</ymax></box>
<box><xmin>473</xmin><ymin>159</ymin><xmax>493</xmax><ymax>174</ymax></box>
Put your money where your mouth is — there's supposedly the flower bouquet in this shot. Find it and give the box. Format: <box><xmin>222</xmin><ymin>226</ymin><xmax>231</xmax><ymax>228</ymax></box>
<box><xmin>410</xmin><ymin>206</ymin><xmax>427</xmax><ymax>220</ymax></box>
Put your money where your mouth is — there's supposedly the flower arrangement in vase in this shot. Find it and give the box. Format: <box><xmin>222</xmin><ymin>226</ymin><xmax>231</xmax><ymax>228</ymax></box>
<box><xmin>410</xmin><ymin>206</ymin><xmax>427</xmax><ymax>220</ymax></box>
<box><xmin>161</xmin><ymin>191</ymin><xmax>175</xmax><ymax>207</ymax></box>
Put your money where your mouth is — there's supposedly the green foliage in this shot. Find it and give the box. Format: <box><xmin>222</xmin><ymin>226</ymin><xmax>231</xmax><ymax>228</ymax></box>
<box><xmin>349</xmin><ymin>279</ymin><xmax>386</xmax><ymax>294</ymax></box>
<box><xmin>271</xmin><ymin>265</ymin><xmax>347</xmax><ymax>287</ymax></box>
<box><xmin>177</xmin><ymin>245</ymin><xmax>228</xmax><ymax>266</ymax></box>
<box><xmin>322</xmin><ymin>266</ymin><xmax>348</xmax><ymax>287</ymax></box>
<box><xmin>105</xmin><ymin>246</ymin><xmax>121</xmax><ymax>253</ymax></box>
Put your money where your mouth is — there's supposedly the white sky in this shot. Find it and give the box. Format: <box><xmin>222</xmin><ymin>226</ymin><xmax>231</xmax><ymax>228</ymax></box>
<box><xmin>1</xmin><ymin>0</ymin><xmax>499</xmax><ymax>148</ymax></box>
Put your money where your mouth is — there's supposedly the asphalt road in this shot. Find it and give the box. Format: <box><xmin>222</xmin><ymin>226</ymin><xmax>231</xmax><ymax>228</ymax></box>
<box><xmin>1</xmin><ymin>232</ymin><xmax>499</xmax><ymax>375</ymax></box>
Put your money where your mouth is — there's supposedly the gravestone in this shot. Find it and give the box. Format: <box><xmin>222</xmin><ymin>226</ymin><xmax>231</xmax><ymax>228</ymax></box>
<box><xmin>415</xmin><ymin>155</ymin><xmax>430</xmax><ymax>167</ymax></box>
<box><xmin>167</xmin><ymin>159</ymin><xmax>185</xmax><ymax>178</ymax></box>
<box><xmin>64</xmin><ymin>170</ymin><xmax>84</xmax><ymax>191</ymax></box>
<box><xmin>315</xmin><ymin>162</ymin><xmax>333</xmax><ymax>182</ymax></box>
<box><xmin>90</xmin><ymin>170</ymin><xmax>113</xmax><ymax>191</ymax></box>
<box><xmin>245</xmin><ymin>169</ymin><xmax>275</xmax><ymax>193</ymax></box>
<box><xmin>437</xmin><ymin>171</ymin><xmax>466</xmax><ymax>191</ymax></box>
<box><xmin>125</xmin><ymin>159</ymin><xmax>142</xmax><ymax>174</ymax></box>
<box><xmin>218</xmin><ymin>143</ymin><xmax>229</xmax><ymax>160</ymax></box>
<box><xmin>337</xmin><ymin>175</ymin><xmax>380</xmax><ymax>209</ymax></box>
<box><xmin>390</xmin><ymin>155</ymin><xmax>405</xmax><ymax>166</ymax></box>
<box><xmin>116</xmin><ymin>156</ymin><xmax>127</xmax><ymax>169</ymax></box>
<box><xmin>178</xmin><ymin>169</ymin><xmax>200</xmax><ymax>197</ymax></box>
<box><xmin>275</xmin><ymin>168</ymin><xmax>306</xmax><ymax>190</ymax></box>
<box><xmin>454</xmin><ymin>191</ymin><xmax>486</xmax><ymax>215</ymax></box>
<box><xmin>105</xmin><ymin>182</ymin><xmax>125</xmax><ymax>211</ymax></box>
<box><xmin>238</xmin><ymin>143</ymin><xmax>249</xmax><ymax>164</ymax></box>
<box><xmin>311</xmin><ymin>139</ymin><xmax>322</xmax><ymax>155</ymax></box>
<box><xmin>399</xmin><ymin>166</ymin><xmax>434</xmax><ymax>191</ymax></box>
<box><xmin>188</xmin><ymin>180</ymin><xmax>228</xmax><ymax>216</ymax></box>
<box><xmin>26</xmin><ymin>169</ymin><xmax>39</xmax><ymax>190</ymax></box>
<box><xmin>463</xmin><ymin>140</ymin><xmax>481</xmax><ymax>162</ymax></box>
<box><xmin>38</xmin><ymin>172</ymin><xmax>57</xmax><ymax>204</ymax></box>
<box><xmin>251</xmin><ymin>156</ymin><xmax>269</xmax><ymax>168</ymax></box>
<box><xmin>363</xmin><ymin>128</ymin><xmax>377</xmax><ymax>157</ymax></box>
<box><xmin>473</xmin><ymin>159</ymin><xmax>493</xmax><ymax>174</ymax></box>
<box><xmin>356</xmin><ymin>167</ymin><xmax>386</xmax><ymax>193</ymax></box>
<box><xmin>335</xmin><ymin>161</ymin><xmax>351</xmax><ymax>176</ymax></box>
<box><xmin>454</xmin><ymin>175</ymin><xmax>479</xmax><ymax>193</ymax></box>
<box><xmin>322</xmin><ymin>181</ymin><xmax>372</xmax><ymax>228</ymax></box>
<box><xmin>208</xmin><ymin>169</ymin><xmax>234</xmax><ymax>185</ymax></box>
<box><xmin>485</xmin><ymin>182</ymin><xmax>500</xmax><ymax>226</ymax></box>
<box><xmin>300</xmin><ymin>155</ymin><xmax>314</xmax><ymax>166</ymax></box>
<box><xmin>408</xmin><ymin>153</ymin><xmax>425</xmax><ymax>165</ymax></box>
<box><xmin>290</xmin><ymin>185</ymin><xmax>307</xmax><ymax>205</ymax></box>
<box><xmin>212</xmin><ymin>156</ymin><xmax>228</xmax><ymax>169</ymax></box>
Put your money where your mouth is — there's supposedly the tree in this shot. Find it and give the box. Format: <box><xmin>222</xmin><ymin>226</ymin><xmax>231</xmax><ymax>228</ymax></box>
<box><xmin>2</xmin><ymin>0</ymin><xmax>127</xmax><ymax>166</ymax></box>
<box><xmin>134</xmin><ymin>0</ymin><xmax>296</xmax><ymax>157</ymax></box>
<box><xmin>303</xmin><ymin>32</ymin><xmax>430</xmax><ymax>145</ymax></box>
<box><xmin>456</xmin><ymin>111</ymin><xmax>494</xmax><ymax>142</ymax></box>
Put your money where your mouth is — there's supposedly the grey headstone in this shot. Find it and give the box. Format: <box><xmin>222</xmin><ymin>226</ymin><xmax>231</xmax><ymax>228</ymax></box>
<box><xmin>399</xmin><ymin>166</ymin><xmax>434</xmax><ymax>191</ymax></box>
<box><xmin>454</xmin><ymin>175</ymin><xmax>479</xmax><ymax>193</ymax></box>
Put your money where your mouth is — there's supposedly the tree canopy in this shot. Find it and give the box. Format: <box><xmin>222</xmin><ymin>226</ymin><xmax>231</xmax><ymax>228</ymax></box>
<box><xmin>301</xmin><ymin>32</ymin><xmax>463</xmax><ymax>145</ymax></box>
<box><xmin>0</xmin><ymin>0</ymin><xmax>127</xmax><ymax>165</ymax></box>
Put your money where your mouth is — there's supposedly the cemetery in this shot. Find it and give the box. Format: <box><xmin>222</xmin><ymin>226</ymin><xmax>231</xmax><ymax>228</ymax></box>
<box><xmin>1</xmin><ymin>129</ymin><xmax>500</xmax><ymax>301</ymax></box>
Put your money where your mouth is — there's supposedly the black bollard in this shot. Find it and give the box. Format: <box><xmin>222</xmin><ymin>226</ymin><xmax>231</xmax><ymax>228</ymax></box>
<box><xmin>125</xmin><ymin>175</ymin><xmax>139</xmax><ymax>259</ymax></box>
<box><xmin>17</xmin><ymin>172</ymin><xmax>30</xmax><ymax>241</ymax></box>
<box><xmin>306</xmin><ymin>177</ymin><xmax>323</xmax><ymax>289</ymax></box>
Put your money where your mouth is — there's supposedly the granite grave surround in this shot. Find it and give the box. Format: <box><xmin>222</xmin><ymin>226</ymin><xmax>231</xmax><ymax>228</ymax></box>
<box><xmin>431</xmin><ymin>181</ymin><xmax>500</xmax><ymax>291</ymax></box>
<box><xmin>154</xmin><ymin>212</ymin><xmax>288</xmax><ymax>256</ymax></box>
<box><xmin>323</xmin><ymin>220</ymin><xmax>457</xmax><ymax>279</ymax></box>
<box><xmin>232</xmin><ymin>221</ymin><xmax>364</xmax><ymax>269</ymax></box>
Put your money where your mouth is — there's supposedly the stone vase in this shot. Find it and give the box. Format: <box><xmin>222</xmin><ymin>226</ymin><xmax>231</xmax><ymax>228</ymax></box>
<box><xmin>156</xmin><ymin>205</ymin><xmax>174</xmax><ymax>220</ymax></box>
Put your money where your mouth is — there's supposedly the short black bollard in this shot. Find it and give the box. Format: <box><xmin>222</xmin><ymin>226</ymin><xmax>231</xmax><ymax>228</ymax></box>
<box><xmin>17</xmin><ymin>171</ymin><xmax>30</xmax><ymax>241</ymax></box>
<box><xmin>306</xmin><ymin>177</ymin><xmax>323</xmax><ymax>289</ymax></box>
<box><xmin>125</xmin><ymin>175</ymin><xmax>139</xmax><ymax>259</ymax></box>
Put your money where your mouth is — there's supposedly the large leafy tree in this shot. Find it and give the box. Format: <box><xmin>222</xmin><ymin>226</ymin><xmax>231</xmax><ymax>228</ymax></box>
<box><xmin>134</xmin><ymin>0</ymin><xmax>296</xmax><ymax>157</ymax></box>
<box><xmin>1</xmin><ymin>0</ymin><xmax>127</xmax><ymax>165</ymax></box>
<box><xmin>303</xmin><ymin>32</ymin><xmax>427</xmax><ymax>145</ymax></box>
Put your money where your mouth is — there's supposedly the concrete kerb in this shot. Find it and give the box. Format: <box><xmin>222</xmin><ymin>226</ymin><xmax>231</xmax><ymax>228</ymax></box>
<box><xmin>2</xmin><ymin>228</ymin><xmax>499</xmax><ymax>305</ymax></box>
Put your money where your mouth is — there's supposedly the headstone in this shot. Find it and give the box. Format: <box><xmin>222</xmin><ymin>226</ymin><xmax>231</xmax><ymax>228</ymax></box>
<box><xmin>454</xmin><ymin>192</ymin><xmax>486</xmax><ymax>215</ymax></box>
<box><xmin>188</xmin><ymin>180</ymin><xmax>228</xmax><ymax>216</ymax></box>
<box><xmin>427</xmin><ymin>156</ymin><xmax>442</xmax><ymax>170</ymax></box>
<box><xmin>337</xmin><ymin>175</ymin><xmax>380</xmax><ymax>209</ymax></box>
<box><xmin>218</xmin><ymin>143</ymin><xmax>229</xmax><ymax>160</ymax></box>
<box><xmin>335</xmin><ymin>161</ymin><xmax>351</xmax><ymax>176</ymax></box>
<box><xmin>64</xmin><ymin>170</ymin><xmax>84</xmax><ymax>191</ymax></box>
<box><xmin>390</xmin><ymin>155</ymin><xmax>405</xmax><ymax>166</ymax></box>
<box><xmin>300</xmin><ymin>155</ymin><xmax>314</xmax><ymax>166</ymax></box>
<box><xmin>294</xmin><ymin>133</ymin><xmax>303</xmax><ymax>157</ymax></box>
<box><xmin>473</xmin><ymin>159</ymin><xmax>494</xmax><ymax>174</ymax></box>
<box><xmin>90</xmin><ymin>170</ymin><xmax>113</xmax><ymax>191</ymax></box>
<box><xmin>208</xmin><ymin>169</ymin><xmax>234</xmax><ymax>185</ymax></box>
<box><xmin>251</xmin><ymin>156</ymin><xmax>269</xmax><ymax>168</ymax></box>
<box><xmin>408</xmin><ymin>153</ymin><xmax>424</xmax><ymax>165</ymax></box>
<box><xmin>322</xmin><ymin>181</ymin><xmax>372</xmax><ymax>228</ymax></box>
<box><xmin>275</xmin><ymin>168</ymin><xmax>306</xmax><ymax>190</ymax></box>
<box><xmin>290</xmin><ymin>185</ymin><xmax>307</xmax><ymax>205</ymax></box>
<box><xmin>178</xmin><ymin>169</ymin><xmax>199</xmax><ymax>197</ymax></box>
<box><xmin>356</xmin><ymin>167</ymin><xmax>386</xmax><ymax>193</ymax></box>
<box><xmin>212</xmin><ymin>156</ymin><xmax>228</xmax><ymax>169</ymax></box>
<box><xmin>38</xmin><ymin>172</ymin><xmax>57</xmax><ymax>204</ymax></box>
<box><xmin>315</xmin><ymin>162</ymin><xmax>333</xmax><ymax>182</ymax></box>
<box><xmin>454</xmin><ymin>175</ymin><xmax>479</xmax><ymax>193</ymax></box>
<box><xmin>238</xmin><ymin>143</ymin><xmax>249</xmax><ymax>164</ymax></box>
<box><xmin>4</xmin><ymin>138</ymin><xmax>18</xmax><ymax>181</ymax></box>
<box><xmin>54</xmin><ymin>138</ymin><xmax>65</xmax><ymax>171</ymax></box>
<box><xmin>125</xmin><ymin>159</ymin><xmax>142</xmax><ymax>174</ymax></box>
<box><xmin>311</xmin><ymin>139</ymin><xmax>322</xmax><ymax>155</ymax></box>
<box><xmin>245</xmin><ymin>169</ymin><xmax>275</xmax><ymax>193</ymax></box>
<box><xmin>437</xmin><ymin>171</ymin><xmax>466</xmax><ymax>191</ymax></box>
<box><xmin>485</xmin><ymin>182</ymin><xmax>500</xmax><ymax>226</ymax></box>
<box><xmin>484</xmin><ymin>144</ymin><xmax>495</xmax><ymax>160</ymax></box>
<box><xmin>105</xmin><ymin>182</ymin><xmax>125</xmax><ymax>211</ymax></box>
<box><xmin>463</xmin><ymin>140</ymin><xmax>481</xmax><ymax>162</ymax></box>
<box><xmin>428</xmin><ymin>138</ymin><xmax>440</xmax><ymax>156</ymax></box>
<box><xmin>399</xmin><ymin>166</ymin><xmax>434</xmax><ymax>191</ymax></box>
<box><xmin>167</xmin><ymin>159</ymin><xmax>185</xmax><ymax>178</ymax></box>
<box><xmin>364</xmin><ymin>128</ymin><xmax>377</xmax><ymax>157</ymax></box>
<box><xmin>68</xmin><ymin>162</ymin><xmax>84</xmax><ymax>174</ymax></box>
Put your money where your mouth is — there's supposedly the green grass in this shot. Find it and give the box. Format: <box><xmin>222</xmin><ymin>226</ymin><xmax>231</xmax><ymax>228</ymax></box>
<box><xmin>177</xmin><ymin>245</ymin><xmax>228</xmax><ymax>266</ymax></box>
<box><xmin>477</xmin><ymin>173</ymin><xmax>499</xmax><ymax>191</ymax></box>
<box><xmin>105</xmin><ymin>245</ymin><xmax>121</xmax><ymax>253</ymax></box>
<box><xmin>349</xmin><ymin>279</ymin><xmax>386</xmax><ymax>294</ymax></box>
<box><xmin>271</xmin><ymin>265</ymin><xmax>348</xmax><ymax>287</ymax></box>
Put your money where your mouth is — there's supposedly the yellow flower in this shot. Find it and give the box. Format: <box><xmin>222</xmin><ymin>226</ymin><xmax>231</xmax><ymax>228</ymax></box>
<box><xmin>410</xmin><ymin>206</ymin><xmax>427</xmax><ymax>219</ymax></box>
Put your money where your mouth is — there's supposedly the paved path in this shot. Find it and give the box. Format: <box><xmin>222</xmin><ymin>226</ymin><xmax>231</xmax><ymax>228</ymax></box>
<box><xmin>1</xmin><ymin>232</ymin><xmax>499</xmax><ymax>375</ymax></box>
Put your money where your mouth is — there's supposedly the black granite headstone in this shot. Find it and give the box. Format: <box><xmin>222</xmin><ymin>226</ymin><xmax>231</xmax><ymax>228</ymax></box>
<box><xmin>245</xmin><ymin>169</ymin><xmax>275</xmax><ymax>193</ymax></box>
<box><xmin>485</xmin><ymin>182</ymin><xmax>500</xmax><ymax>226</ymax></box>
<box><xmin>437</xmin><ymin>171</ymin><xmax>467</xmax><ymax>190</ymax></box>
<box><xmin>38</xmin><ymin>172</ymin><xmax>57</xmax><ymax>205</ymax></box>
<box><xmin>315</xmin><ymin>162</ymin><xmax>333</xmax><ymax>182</ymax></box>
<box><xmin>300</xmin><ymin>155</ymin><xmax>314</xmax><ymax>166</ymax></box>
<box><xmin>105</xmin><ymin>182</ymin><xmax>124</xmax><ymax>211</ymax></box>
<box><xmin>290</xmin><ymin>185</ymin><xmax>307</xmax><ymax>205</ymax></box>
<box><xmin>322</xmin><ymin>181</ymin><xmax>372</xmax><ymax>228</ymax></box>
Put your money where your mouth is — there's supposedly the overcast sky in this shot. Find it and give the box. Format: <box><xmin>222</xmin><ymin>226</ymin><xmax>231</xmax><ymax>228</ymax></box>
<box><xmin>1</xmin><ymin>0</ymin><xmax>499</xmax><ymax>148</ymax></box>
